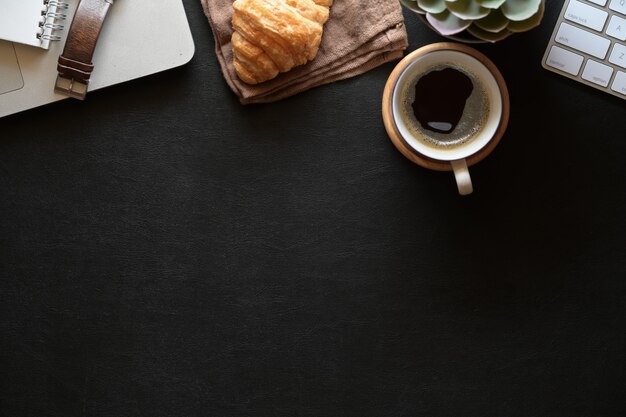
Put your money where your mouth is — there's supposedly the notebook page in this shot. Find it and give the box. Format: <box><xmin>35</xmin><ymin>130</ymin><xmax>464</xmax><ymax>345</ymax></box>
<box><xmin>0</xmin><ymin>0</ymin><xmax>51</xmax><ymax>49</ymax></box>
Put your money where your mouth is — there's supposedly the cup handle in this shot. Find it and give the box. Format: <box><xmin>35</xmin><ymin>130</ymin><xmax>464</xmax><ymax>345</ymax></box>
<box><xmin>450</xmin><ymin>159</ymin><xmax>473</xmax><ymax>195</ymax></box>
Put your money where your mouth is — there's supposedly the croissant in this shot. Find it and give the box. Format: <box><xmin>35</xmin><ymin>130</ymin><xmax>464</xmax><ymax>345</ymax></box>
<box><xmin>231</xmin><ymin>0</ymin><xmax>333</xmax><ymax>84</ymax></box>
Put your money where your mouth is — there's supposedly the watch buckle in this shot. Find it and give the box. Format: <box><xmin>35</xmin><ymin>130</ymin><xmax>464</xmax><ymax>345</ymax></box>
<box><xmin>54</xmin><ymin>75</ymin><xmax>88</xmax><ymax>100</ymax></box>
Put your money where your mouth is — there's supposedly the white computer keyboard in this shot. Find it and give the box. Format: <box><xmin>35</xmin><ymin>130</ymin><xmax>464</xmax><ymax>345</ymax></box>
<box><xmin>543</xmin><ymin>0</ymin><xmax>626</xmax><ymax>99</ymax></box>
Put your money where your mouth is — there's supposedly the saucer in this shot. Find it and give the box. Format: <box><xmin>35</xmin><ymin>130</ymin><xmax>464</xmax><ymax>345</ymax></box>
<box><xmin>382</xmin><ymin>43</ymin><xmax>510</xmax><ymax>172</ymax></box>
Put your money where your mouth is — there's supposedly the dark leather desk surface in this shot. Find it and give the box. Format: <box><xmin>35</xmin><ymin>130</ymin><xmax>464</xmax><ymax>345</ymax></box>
<box><xmin>1</xmin><ymin>1</ymin><xmax>624</xmax><ymax>416</ymax></box>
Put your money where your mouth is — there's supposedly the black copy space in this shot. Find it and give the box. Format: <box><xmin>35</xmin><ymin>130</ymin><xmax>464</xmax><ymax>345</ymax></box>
<box><xmin>1</xmin><ymin>1</ymin><xmax>624</xmax><ymax>416</ymax></box>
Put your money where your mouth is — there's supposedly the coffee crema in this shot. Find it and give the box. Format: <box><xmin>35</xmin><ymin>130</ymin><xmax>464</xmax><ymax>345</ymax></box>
<box><xmin>398</xmin><ymin>63</ymin><xmax>489</xmax><ymax>150</ymax></box>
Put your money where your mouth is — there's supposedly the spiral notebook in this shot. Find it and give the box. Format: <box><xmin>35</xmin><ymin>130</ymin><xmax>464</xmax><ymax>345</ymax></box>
<box><xmin>0</xmin><ymin>0</ymin><xmax>195</xmax><ymax>118</ymax></box>
<box><xmin>0</xmin><ymin>0</ymin><xmax>66</xmax><ymax>49</ymax></box>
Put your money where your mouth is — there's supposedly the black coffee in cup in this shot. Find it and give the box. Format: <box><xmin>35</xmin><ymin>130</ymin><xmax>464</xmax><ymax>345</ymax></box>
<box><xmin>398</xmin><ymin>64</ymin><xmax>489</xmax><ymax>150</ymax></box>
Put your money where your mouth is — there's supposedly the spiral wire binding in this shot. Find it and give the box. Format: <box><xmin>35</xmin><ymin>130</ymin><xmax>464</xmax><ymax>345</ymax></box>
<box><xmin>37</xmin><ymin>0</ymin><xmax>69</xmax><ymax>42</ymax></box>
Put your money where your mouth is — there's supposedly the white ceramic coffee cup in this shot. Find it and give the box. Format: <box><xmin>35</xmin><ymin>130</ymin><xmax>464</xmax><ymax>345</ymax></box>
<box><xmin>382</xmin><ymin>43</ymin><xmax>509</xmax><ymax>195</ymax></box>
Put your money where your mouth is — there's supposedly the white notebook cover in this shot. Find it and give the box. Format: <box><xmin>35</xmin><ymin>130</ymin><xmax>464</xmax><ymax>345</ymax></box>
<box><xmin>0</xmin><ymin>0</ymin><xmax>60</xmax><ymax>49</ymax></box>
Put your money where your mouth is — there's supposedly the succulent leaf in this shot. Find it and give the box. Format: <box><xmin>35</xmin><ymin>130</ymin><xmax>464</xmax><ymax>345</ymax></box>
<box><xmin>417</xmin><ymin>0</ymin><xmax>447</xmax><ymax>14</ymax></box>
<box><xmin>501</xmin><ymin>0</ymin><xmax>542</xmax><ymax>21</ymax></box>
<box><xmin>476</xmin><ymin>0</ymin><xmax>507</xmax><ymax>9</ymax></box>
<box><xmin>507</xmin><ymin>0</ymin><xmax>545</xmax><ymax>31</ymax></box>
<box><xmin>474</xmin><ymin>8</ymin><xmax>509</xmax><ymax>32</ymax></box>
<box><xmin>445</xmin><ymin>0</ymin><xmax>490</xmax><ymax>20</ymax></box>
<box><xmin>467</xmin><ymin>24</ymin><xmax>512</xmax><ymax>41</ymax></box>
<box><xmin>426</xmin><ymin>9</ymin><xmax>472</xmax><ymax>35</ymax></box>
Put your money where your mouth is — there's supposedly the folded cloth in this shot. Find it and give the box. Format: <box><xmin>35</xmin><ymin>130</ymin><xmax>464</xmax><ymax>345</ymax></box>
<box><xmin>200</xmin><ymin>0</ymin><xmax>408</xmax><ymax>104</ymax></box>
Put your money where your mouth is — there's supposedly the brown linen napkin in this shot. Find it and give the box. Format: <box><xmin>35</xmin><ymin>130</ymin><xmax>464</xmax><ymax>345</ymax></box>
<box><xmin>200</xmin><ymin>0</ymin><xmax>408</xmax><ymax>104</ymax></box>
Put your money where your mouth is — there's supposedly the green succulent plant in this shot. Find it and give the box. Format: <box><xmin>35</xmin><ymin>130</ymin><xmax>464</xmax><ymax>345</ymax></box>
<box><xmin>401</xmin><ymin>0</ymin><xmax>545</xmax><ymax>42</ymax></box>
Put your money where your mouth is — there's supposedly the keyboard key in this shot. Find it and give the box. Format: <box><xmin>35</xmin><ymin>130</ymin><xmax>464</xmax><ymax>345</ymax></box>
<box><xmin>546</xmin><ymin>46</ymin><xmax>584</xmax><ymax>75</ymax></box>
<box><xmin>582</xmin><ymin>59</ymin><xmax>614</xmax><ymax>86</ymax></box>
<box><xmin>608</xmin><ymin>43</ymin><xmax>626</xmax><ymax>68</ymax></box>
<box><xmin>610</xmin><ymin>70</ymin><xmax>626</xmax><ymax>95</ymax></box>
<box><xmin>609</xmin><ymin>0</ymin><xmax>626</xmax><ymax>15</ymax></box>
<box><xmin>555</xmin><ymin>22</ymin><xmax>612</xmax><ymax>59</ymax></box>
<box><xmin>565</xmin><ymin>0</ymin><xmax>608</xmax><ymax>31</ymax></box>
<box><xmin>542</xmin><ymin>0</ymin><xmax>626</xmax><ymax>99</ymax></box>
<box><xmin>606</xmin><ymin>15</ymin><xmax>626</xmax><ymax>41</ymax></box>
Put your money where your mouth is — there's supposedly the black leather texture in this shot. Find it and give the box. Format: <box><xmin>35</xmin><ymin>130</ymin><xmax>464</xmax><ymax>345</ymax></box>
<box><xmin>1</xmin><ymin>1</ymin><xmax>625</xmax><ymax>416</ymax></box>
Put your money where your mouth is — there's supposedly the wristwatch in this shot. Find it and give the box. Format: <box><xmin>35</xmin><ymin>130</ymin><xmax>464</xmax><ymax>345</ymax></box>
<box><xmin>54</xmin><ymin>0</ymin><xmax>114</xmax><ymax>100</ymax></box>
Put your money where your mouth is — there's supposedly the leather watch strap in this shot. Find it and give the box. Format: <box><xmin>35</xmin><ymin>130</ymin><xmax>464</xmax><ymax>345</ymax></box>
<box><xmin>54</xmin><ymin>0</ymin><xmax>114</xmax><ymax>100</ymax></box>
